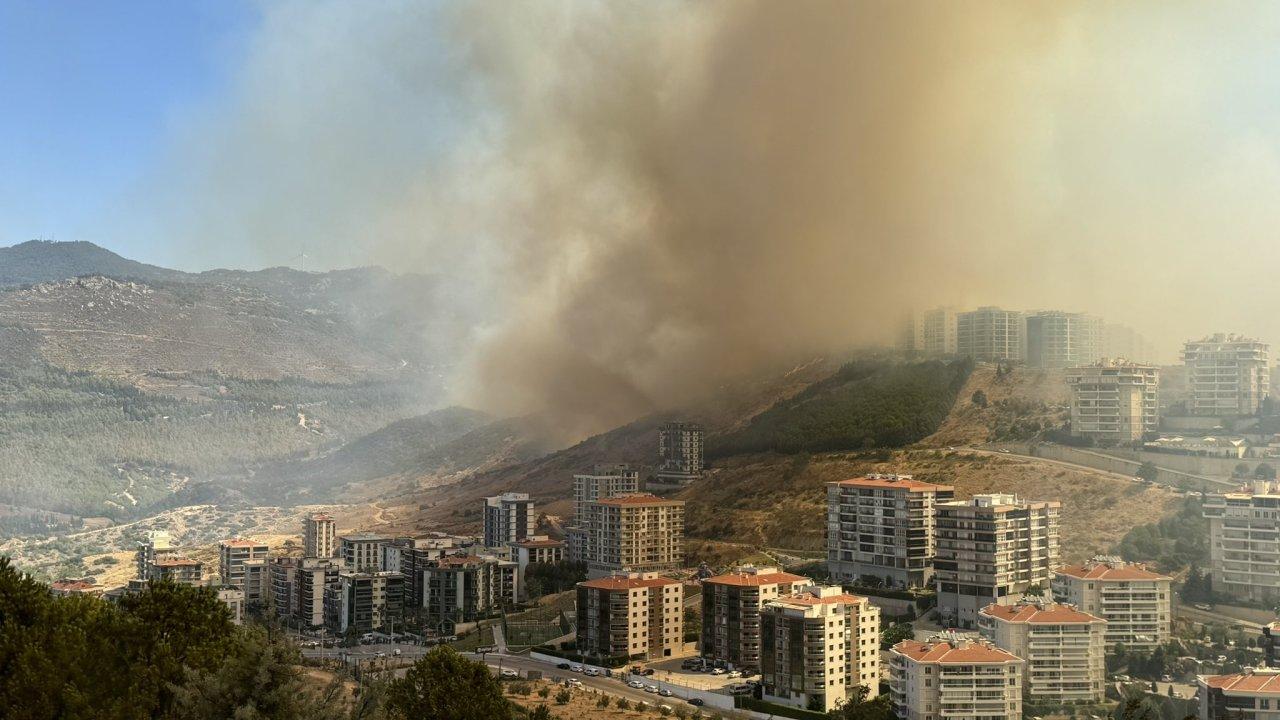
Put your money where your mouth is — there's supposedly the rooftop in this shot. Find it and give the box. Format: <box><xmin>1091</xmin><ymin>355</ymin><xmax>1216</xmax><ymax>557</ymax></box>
<box><xmin>514</xmin><ymin>538</ymin><xmax>565</xmax><ymax>549</ymax></box>
<box><xmin>979</xmin><ymin>602</ymin><xmax>1103</xmax><ymax>625</ymax></box>
<box><xmin>596</xmin><ymin>493</ymin><xmax>683</xmax><ymax>507</ymax></box>
<box><xmin>153</xmin><ymin>557</ymin><xmax>202</xmax><ymax>567</ymax></box>
<box><xmin>580</xmin><ymin>574</ymin><xmax>680</xmax><ymax>591</ymax></box>
<box><xmin>893</xmin><ymin>637</ymin><xmax>1021</xmax><ymax>665</ymax></box>
<box><xmin>340</xmin><ymin>533</ymin><xmax>391</xmax><ymax>542</ymax></box>
<box><xmin>1203</xmin><ymin>670</ymin><xmax>1280</xmax><ymax>694</ymax></box>
<box><xmin>704</xmin><ymin>567</ymin><xmax>809</xmax><ymax>587</ymax></box>
<box><xmin>1056</xmin><ymin>559</ymin><xmax>1170</xmax><ymax>581</ymax></box>
<box><xmin>769</xmin><ymin>591</ymin><xmax>868</xmax><ymax>609</ymax></box>
<box><xmin>829</xmin><ymin>474</ymin><xmax>953</xmax><ymax>492</ymax></box>
<box><xmin>220</xmin><ymin>538</ymin><xmax>266</xmax><ymax>548</ymax></box>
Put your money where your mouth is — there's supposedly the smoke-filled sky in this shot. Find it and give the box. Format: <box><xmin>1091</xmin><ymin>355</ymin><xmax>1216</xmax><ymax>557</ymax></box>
<box><xmin>7</xmin><ymin>1</ymin><xmax>1280</xmax><ymax>435</ymax></box>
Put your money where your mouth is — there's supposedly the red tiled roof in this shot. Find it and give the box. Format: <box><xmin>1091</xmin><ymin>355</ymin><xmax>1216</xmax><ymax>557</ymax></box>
<box><xmin>979</xmin><ymin>603</ymin><xmax>1103</xmax><ymax>625</ymax></box>
<box><xmin>772</xmin><ymin>592</ymin><xmax>868</xmax><ymax>607</ymax></box>
<box><xmin>515</xmin><ymin>538</ymin><xmax>565</xmax><ymax>549</ymax></box>
<box><xmin>1056</xmin><ymin>562</ymin><xmax>1170</xmax><ymax>581</ymax></box>
<box><xmin>579</xmin><ymin>575</ymin><xmax>680</xmax><ymax>591</ymax></box>
<box><xmin>704</xmin><ymin>570</ymin><xmax>809</xmax><ymax>587</ymax></box>
<box><xmin>1203</xmin><ymin>672</ymin><xmax>1280</xmax><ymax>694</ymax></box>
<box><xmin>893</xmin><ymin>639</ymin><xmax>1020</xmax><ymax>664</ymax></box>
<box><xmin>596</xmin><ymin>493</ymin><xmax>683</xmax><ymax>507</ymax></box>
<box><xmin>829</xmin><ymin>476</ymin><xmax>953</xmax><ymax>492</ymax></box>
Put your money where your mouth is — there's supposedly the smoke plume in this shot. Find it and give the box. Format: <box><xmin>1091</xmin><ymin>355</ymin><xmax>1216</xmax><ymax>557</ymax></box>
<box><xmin>143</xmin><ymin>1</ymin><xmax>1280</xmax><ymax>439</ymax></box>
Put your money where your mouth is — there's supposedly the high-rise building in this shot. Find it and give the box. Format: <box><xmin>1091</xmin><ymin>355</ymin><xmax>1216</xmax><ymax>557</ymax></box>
<box><xmin>900</xmin><ymin>307</ymin><xmax>960</xmax><ymax>358</ymax></box>
<box><xmin>270</xmin><ymin>557</ymin><xmax>299</xmax><ymax>619</ymax></box>
<box><xmin>219</xmin><ymin>538</ymin><xmax>270</xmax><ymax>602</ymax></box>
<box><xmin>759</xmin><ymin>585</ymin><xmax>881</xmax><ymax>713</ymax></box>
<box><xmin>482</xmin><ymin>492</ymin><xmax>536</xmax><ymax>547</ymax></box>
<box><xmin>324</xmin><ymin>570</ymin><xmax>404</xmax><ymax>635</ymax></box>
<box><xmin>934</xmin><ymin>494</ymin><xmax>1061</xmax><ymax>629</ymax></box>
<box><xmin>1052</xmin><ymin>557</ymin><xmax>1171</xmax><ymax>650</ymax></box>
<box><xmin>575</xmin><ymin>572</ymin><xmax>682</xmax><ymax>661</ymax></box>
<box><xmin>510</xmin><ymin>536</ymin><xmax>566</xmax><ymax>600</ymax></box>
<box><xmin>825</xmin><ymin>474</ymin><xmax>955</xmax><ymax>589</ymax></box>
<box><xmin>977</xmin><ymin>601</ymin><xmax>1106</xmax><ymax>702</ymax></box>
<box><xmin>420</xmin><ymin>554</ymin><xmax>519</xmax><ymax>622</ymax></box>
<box><xmin>1198</xmin><ymin>668</ymin><xmax>1280</xmax><ymax>720</ymax></box>
<box><xmin>295</xmin><ymin>557</ymin><xmax>341</xmax><ymax>627</ymax></box>
<box><xmin>392</xmin><ymin>536</ymin><xmax>460</xmax><ymax>609</ymax></box>
<box><xmin>1104</xmin><ymin>324</ymin><xmax>1156</xmax><ymax>365</ymax></box>
<box><xmin>701</xmin><ymin>566</ymin><xmax>809</xmax><ymax>669</ymax></box>
<box><xmin>135</xmin><ymin>530</ymin><xmax>179</xmax><ymax>581</ymax></box>
<box><xmin>568</xmin><ymin>464</ymin><xmax>641</xmax><ymax>562</ymax></box>
<box><xmin>889</xmin><ymin>634</ymin><xmax>1024</xmax><ymax>720</ymax></box>
<box><xmin>340</xmin><ymin>533</ymin><xmax>391</xmax><ymax>572</ymax></box>
<box><xmin>1202</xmin><ymin>481</ymin><xmax>1280</xmax><ymax>603</ymax></box>
<box><xmin>150</xmin><ymin>557</ymin><xmax>203</xmax><ymax>586</ymax></box>
<box><xmin>303</xmin><ymin>513</ymin><xmax>336</xmax><ymax>559</ymax></box>
<box><xmin>656</xmin><ymin>421</ymin><xmax>705</xmax><ymax>485</ymax></box>
<box><xmin>1065</xmin><ymin>360</ymin><xmax>1159</xmax><ymax>444</ymax></box>
<box><xmin>1025</xmin><ymin>311</ymin><xmax>1103</xmax><ymax>369</ymax></box>
<box><xmin>1182</xmin><ymin>334</ymin><xmax>1270</xmax><ymax>417</ymax></box>
<box><xmin>957</xmin><ymin>307</ymin><xmax>1024</xmax><ymax>362</ymax></box>
<box><xmin>579</xmin><ymin>493</ymin><xmax>684</xmax><ymax>578</ymax></box>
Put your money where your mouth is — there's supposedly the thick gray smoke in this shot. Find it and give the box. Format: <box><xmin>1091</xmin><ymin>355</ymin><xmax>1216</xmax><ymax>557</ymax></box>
<box><xmin>143</xmin><ymin>1</ymin><xmax>1280</xmax><ymax>439</ymax></box>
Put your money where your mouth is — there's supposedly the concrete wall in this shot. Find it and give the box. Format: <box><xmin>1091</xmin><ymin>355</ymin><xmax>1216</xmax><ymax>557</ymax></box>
<box><xmin>1015</xmin><ymin>444</ymin><xmax>1236</xmax><ymax>492</ymax></box>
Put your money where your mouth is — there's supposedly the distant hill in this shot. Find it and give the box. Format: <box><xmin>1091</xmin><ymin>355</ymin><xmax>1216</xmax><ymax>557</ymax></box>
<box><xmin>0</xmin><ymin>240</ymin><xmax>185</xmax><ymax>287</ymax></box>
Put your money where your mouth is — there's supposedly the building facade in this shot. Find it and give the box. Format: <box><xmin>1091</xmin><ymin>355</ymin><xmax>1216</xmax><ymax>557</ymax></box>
<box><xmin>901</xmin><ymin>307</ymin><xmax>960</xmax><ymax>358</ymax></box>
<box><xmin>934</xmin><ymin>494</ymin><xmax>1061</xmax><ymax>629</ymax></box>
<box><xmin>1025</xmin><ymin>311</ymin><xmax>1103</xmax><ymax>369</ymax></box>
<box><xmin>1183</xmin><ymin>334</ymin><xmax>1270</xmax><ymax>417</ymax></box>
<box><xmin>150</xmin><ymin>557</ymin><xmax>203</xmax><ymax>586</ymax></box>
<box><xmin>135</xmin><ymin>530</ymin><xmax>179</xmax><ymax>581</ymax></box>
<box><xmin>1065</xmin><ymin>360</ymin><xmax>1160</xmax><ymax>444</ymax></box>
<box><xmin>579</xmin><ymin>494</ymin><xmax>684</xmax><ymax>578</ymax></box>
<box><xmin>1052</xmin><ymin>557</ymin><xmax>1171</xmax><ymax>650</ymax></box>
<box><xmin>270</xmin><ymin>557</ymin><xmax>299</xmax><ymax>619</ymax></box>
<box><xmin>759</xmin><ymin>585</ymin><xmax>881</xmax><ymax>713</ymax></box>
<box><xmin>957</xmin><ymin>307</ymin><xmax>1024</xmax><ymax>362</ymax></box>
<box><xmin>568</xmin><ymin>464</ymin><xmax>641</xmax><ymax>562</ymax></box>
<box><xmin>1198</xmin><ymin>668</ymin><xmax>1280</xmax><ymax>720</ymax></box>
<box><xmin>511</xmin><ymin>536</ymin><xmax>566</xmax><ymax>600</ymax></box>
<box><xmin>826</xmin><ymin>475</ymin><xmax>955</xmax><ymax>589</ymax></box>
<box><xmin>977</xmin><ymin>602</ymin><xmax>1106</xmax><ymax>702</ymax></box>
<box><xmin>296</xmin><ymin>557</ymin><xmax>341</xmax><ymax>627</ymax></box>
<box><xmin>324</xmin><ymin>571</ymin><xmax>404</xmax><ymax>635</ymax></box>
<box><xmin>482</xmin><ymin>492</ymin><xmax>536</xmax><ymax>547</ymax></box>
<box><xmin>219</xmin><ymin>538</ymin><xmax>269</xmax><ymax>602</ymax></box>
<box><xmin>1202</xmin><ymin>482</ymin><xmax>1280</xmax><ymax>603</ymax></box>
<box><xmin>656</xmin><ymin>421</ymin><xmax>705</xmax><ymax>485</ymax></box>
<box><xmin>701</xmin><ymin>566</ymin><xmax>809</xmax><ymax>670</ymax></box>
<box><xmin>575</xmin><ymin>572</ymin><xmax>682</xmax><ymax>661</ymax></box>
<box><xmin>889</xmin><ymin>635</ymin><xmax>1024</xmax><ymax>720</ymax></box>
<box><xmin>303</xmin><ymin>513</ymin><xmax>336</xmax><ymax>559</ymax></box>
<box><xmin>420</xmin><ymin>554</ymin><xmax>519</xmax><ymax>622</ymax></box>
<box><xmin>340</xmin><ymin>533</ymin><xmax>390</xmax><ymax>572</ymax></box>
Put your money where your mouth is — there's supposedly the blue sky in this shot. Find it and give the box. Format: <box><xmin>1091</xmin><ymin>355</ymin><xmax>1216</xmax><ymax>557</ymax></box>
<box><xmin>0</xmin><ymin>1</ymin><xmax>256</xmax><ymax>265</ymax></box>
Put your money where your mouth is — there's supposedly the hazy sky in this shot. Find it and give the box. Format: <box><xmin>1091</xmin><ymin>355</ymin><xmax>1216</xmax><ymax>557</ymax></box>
<box><xmin>7</xmin><ymin>1</ymin><xmax>1280</xmax><ymax>431</ymax></box>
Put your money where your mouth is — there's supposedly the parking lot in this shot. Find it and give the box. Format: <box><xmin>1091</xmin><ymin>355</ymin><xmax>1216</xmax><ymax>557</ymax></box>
<box><xmin>640</xmin><ymin>656</ymin><xmax>755</xmax><ymax>692</ymax></box>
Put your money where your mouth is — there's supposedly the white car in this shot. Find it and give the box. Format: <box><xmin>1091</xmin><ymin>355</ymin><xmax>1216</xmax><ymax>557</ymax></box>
<box><xmin>500</xmin><ymin>669</ymin><xmax>518</xmax><ymax>679</ymax></box>
<box><xmin>566</xmin><ymin>679</ymin><xmax>583</xmax><ymax>688</ymax></box>
<box><xmin>570</xmin><ymin>665</ymin><xmax>584</xmax><ymax>673</ymax></box>
<box><xmin>644</xmin><ymin>685</ymin><xmax>659</xmax><ymax>693</ymax></box>
<box><xmin>583</xmin><ymin>668</ymin><xmax>600</xmax><ymax>677</ymax></box>
<box><xmin>711</xmin><ymin>668</ymin><xmax>726</xmax><ymax>675</ymax></box>
<box><xmin>659</xmin><ymin>688</ymin><xmax>673</xmax><ymax>697</ymax></box>
<box><xmin>628</xmin><ymin>680</ymin><xmax>645</xmax><ymax>689</ymax></box>
<box><xmin>727</xmin><ymin>670</ymin><xmax>742</xmax><ymax>678</ymax></box>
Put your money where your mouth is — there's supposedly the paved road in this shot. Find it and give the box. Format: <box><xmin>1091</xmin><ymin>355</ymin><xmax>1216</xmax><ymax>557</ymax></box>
<box><xmin>463</xmin><ymin>653</ymin><xmax>710</xmax><ymax>711</ymax></box>
<box><xmin>959</xmin><ymin>446</ymin><xmax>1142</xmax><ymax>484</ymax></box>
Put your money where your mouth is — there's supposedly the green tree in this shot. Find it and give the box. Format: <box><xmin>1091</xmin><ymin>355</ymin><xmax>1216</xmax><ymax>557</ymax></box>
<box><xmin>385</xmin><ymin>647</ymin><xmax>512</xmax><ymax>720</ymax></box>
<box><xmin>554</xmin><ymin>688</ymin><xmax>571</xmax><ymax>705</ymax></box>
<box><xmin>1136</xmin><ymin>462</ymin><xmax>1159</xmax><ymax>482</ymax></box>
<box><xmin>527</xmin><ymin>706</ymin><xmax>555</xmax><ymax>720</ymax></box>
<box><xmin>1256</xmin><ymin>464</ymin><xmax>1277</xmax><ymax>480</ymax></box>
<box><xmin>828</xmin><ymin>685</ymin><xmax>894</xmax><ymax>720</ymax></box>
<box><xmin>881</xmin><ymin>622</ymin><xmax>915</xmax><ymax>650</ymax></box>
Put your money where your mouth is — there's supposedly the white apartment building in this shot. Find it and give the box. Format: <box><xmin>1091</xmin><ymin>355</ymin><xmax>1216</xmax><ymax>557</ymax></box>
<box><xmin>218</xmin><ymin>587</ymin><xmax>245</xmax><ymax>625</ymax></box>
<box><xmin>575</xmin><ymin>572</ymin><xmax>683</xmax><ymax>660</ymax></box>
<box><xmin>1052</xmin><ymin>557</ymin><xmax>1171</xmax><ymax>650</ymax></box>
<box><xmin>295</xmin><ymin>557</ymin><xmax>341</xmax><ymax>627</ymax></box>
<box><xmin>957</xmin><ymin>307</ymin><xmax>1024</xmax><ymax>363</ymax></box>
<box><xmin>826</xmin><ymin>474</ymin><xmax>955</xmax><ymax>589</ymax></box>
<box><xmin>889</xmin><ymin>634</ymin><xmax>1023</xmax><ymax>720</ymax></box>
<box><xmin>580</xmin><ymin>494</ymin><xmax>684</xmax><ymax>578</ymax></box>
<box><xmin>340</xmin><ymin>533</ymin><xmax>390</xmax><ymax>572</ymax></box>
<box><xmin>135</xmin><ymin>530</ymin><xmax>178</xmax><ymax>581</ymax></box>
<box><xmin>1065</xmin><ymin>360</ymin><xmax>1159</xmax><ymax>444</ymax></box>
<box><xmin>1199</xmin><ymin>668</ymin><xmax>1280</xmax><ymax>720</ymax></box>
<box><xmin>656</xmin><ymin>421</ymin><xmax>704</xmax><ymax>485</ymax></box>
<box><xmin>934</xmin><ymin>494</ymin><xmax>1061</xmax><ymax>629</ymax></box>
<box><xmin>760</xmin><ymin>585</ymin><xmax>881</xmax><ymax>713</ymax></box>
<box><xmin>1025</xmin><ymin>311</ymin><xmax>1103</xmax><ymax>369</ymax></box>
<box><xmin>568</xmin><ymin>464</ymin><xmax>641</xmax><ymax>561</ymax></box>
<box><xmin>1183</xmin><ymin>334</ymin><xmax>1270</xmax><ymax>417</ymax></box>
<box><xmin>901</xmin><ymin>307</ymin><xmax>961</xmax><ymax>358</ymax></box>
<box><xmin>510</xmin><ymin>536</ymin><xmax>565</xmax><ymax>600</ymax></box>
<box><xmin>219</xmin><ymin>538</ymin><xmax>269</xmax><ymax>601</ymax></box>
<box><xmin>303</xmin><ymin>513</ymin><xmax>336</xmax><ymax>559</ymax></box>
<box><xmin>1202</xmin><ymin>481</ymin><xmax>1280</xmax><ymax>603</ymax></box>
<box><xmin>701</xmin><ymin>566</ymin><xmax>809</xmax><ymax>670</ymax></box>
<box><xmin>977</xmin><ymin>602</ymin><xmax>1106</xmax><ymax>702</ymax></box>
<box><xmin>482</xmin><ymin>492</ymin><xmax>536</xmax><ymax>547</ymax></box>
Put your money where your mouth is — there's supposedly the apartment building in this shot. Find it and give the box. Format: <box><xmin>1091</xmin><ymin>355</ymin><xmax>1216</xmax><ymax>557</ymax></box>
<box><xmin>270</xmin><ymin>557</ymin><xmax>299</xmax><ymax>619</ymax></box>
<box><xmin>135</xmin><ymin>530</ymin><xmax>179</xmax><ymax>581</ymax></box>
<box><xmin>324</xmin><ymin>570</ymin><xmax>404</xmax><ymax>635</ymax></box>
<box><xmin>340</xmin><ymin>533</ymin><xmax>390</xmax><ymax>572</ymax></box>
<box><xmin>1183</xmin><ymin>334</ymin><xmax>1270</xmax><ymax>417</ymax></box>
<box><xmin>150</xmin><ymin>557</ymin><xmax>203</xmax><ymax>586</ymax></box>
<box><xmin>511</xmin><ymin>536</ymin><xmax>565</xmax><ymax>600</ymax></box>
<box><xmin>934</xmin><ymin>494</ymin><xmax>1061</xmax><ymax>629</ymax></box>
<box><xmin>579</xmin><ymin>494</ymin><xmax>684</xmax><ymax>579</ymax></box>
<box><xmin>1025</xmin><ymin>311</ymin><xmax>1103</xmax><ymax>369</ymax></box>
<box><xmin>760</xmin><ymin>585</ymin><xmax>881</xmax><ymax>713</ymax></box>
<box><xmin>569</xmin><ymin>464</ymin><xmax>641</xmax><ymax>562</ymax></box>
<box><xmin>826</xmin><ymin>474</ymin><xmax>955</xmax><ymax>589</ymax></box>
<box><xmin>219</xmin><ymin>588</ymin><xmax>245</xmax><ymax>625</ymax></box>
<box><xmin>977</xmin><ymin>602</ymin><xmax>1106</xmax><ymax>702</ymax></box>
<box><xmin>1202</xmin><ymin>481</ymin><xmax>1280</xmax><ymax>603</ymax></box>
<box><xmin>393</xmin><ymin>536</ymin><xmax>461</xmax><ymax>609</ymax></box>
<box><xmin>901</xmin><ymin>307</ymin><xmax>960</xmax><ymax>358</ymax></box>
<box><xmin>656</xmin><ymin>421</ymin><xmax>705</xmax><ymax>485</ymax></box>
<box><xmin>420</xmin><ymin>554</ymin><xmax>519</xmax><ymax>622</ymax></box>
<box><xmin>295</xmin><ymin>557</ymin><xmax>341</xmax><ymax>627</ymax></box>
<box><xmin>575</xmin><ymin>572</ymin><xmax>682</xmax><ymax>661</ymax></box>
<box><xmin>482</xmin><ymin>492</ymin><xmax>536</xmax><ymax>547</ymax></box>
<box><xmin>303</xmin><ymin>513</ymin><xmax>336</xmax><ymax>559</ymax></box>
<box><xmin>1105</xmin><ymin>324</ymin><xmax>1156</xmax><ymax>365</ymax></box>
<box><xmin>1065</xmin><ymin>360</ymin><xmax>1160</xmax><ymax>444</ymax></box>
<box><xmin>1198</xmin><ymin>668</ymin><xmax>1280</xmax><ymax>720</ymax></box>
<box><xmin>889</xmin><ymin>634</ymin><xmax>1024</xmax><ymax>720</ymax></box>
<box><xmin>957</xmin><ymin>307</ymin><xmax>1024</xmax><ymax>363</ymax></box>
<box><xmin>1052</xmin><ymin>557</ymin><xmax>1171</xmax><ymax>650</ymax></box>
<box><xmin>219</xmin><ymin>538</ymin><xmax>269</xmax><ymax>602</ymax></box>
<box><xmin>701</xmin><ymin>566</ymin><xmax>809</xmax><ymax>669</ymax></box>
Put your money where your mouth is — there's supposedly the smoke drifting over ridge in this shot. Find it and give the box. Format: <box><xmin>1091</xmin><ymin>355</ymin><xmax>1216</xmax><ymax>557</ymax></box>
<box><xmin>147</xmin><ymin>1</ymin><xmax>1280</xmax><ymax>439</ymax></box>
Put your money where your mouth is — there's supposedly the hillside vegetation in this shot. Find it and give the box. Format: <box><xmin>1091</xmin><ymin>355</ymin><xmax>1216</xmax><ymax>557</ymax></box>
<box><xmin>708</xmin><ymin>358</ymin><xmax>972</xmax><ymax>457</ymax></box>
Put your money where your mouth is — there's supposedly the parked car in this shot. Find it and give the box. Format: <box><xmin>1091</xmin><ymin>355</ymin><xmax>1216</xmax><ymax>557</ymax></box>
<box><xmin>392</xmin><ymin>649</ymin><xmax>402</xmax><ymax>657</ymax></box>
<box><xmin>628</xmin><ymin>680</ymin><xmax>645</xmax><ymax>689</ymax></box>
<box><xmin>727</xmin><ymin>670</ymin><xmax>742</xmax><ymax>678</ymax></box>
<box><xmin>642</xmin><ymin>668</ymin><xmax>655</xmax><ymax>676</ymax></box>
<box><xmin>500</xmin><ymin>669</ymin><xmax>518</xmax><ymax>679</ymax></box>
<box><xmin>584</xmin><ymin>668</ymin><xmax>600</xmax><ymax>677</ymax></box>
<box><xmin>570</xmin><ymin>665</ymin><xmax>584</xmax><ymax>673</ymax></box>
<box><xmin>687</xmin><ymin>698</ymin><xmax>705</xmax><ymax>707</ymax></box>
<box><xmin>659</xmin><ymin>689</ymin><xmax>673</xmax><ymax>697</ymax></box>
<box><xmin>711</xmin><ymin>668</ymin><xmax>726</xmax><ymax>675</ymax></box>
<box><xmin>728</xmin><ymin>683</ymin><xmax>753</xmax><ymax>695</ymax></box>
<box><xmin>644</xmin><ymin>685</ymin><xmax>659</xmax><ymax>693</ymax></box>
<box><xmin>557</xmin><ymin>663</ymin><xmax>572</xmax><ymax>670</ymax></box>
